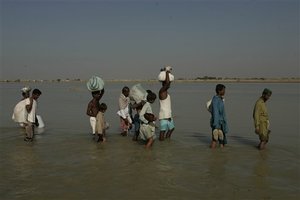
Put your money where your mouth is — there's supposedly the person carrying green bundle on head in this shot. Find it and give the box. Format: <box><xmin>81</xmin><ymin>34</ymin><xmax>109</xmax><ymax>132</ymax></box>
<box><xmin>86</xmin><ymin>76</ymin><xmax>105</xmax><ymax>135</ymax></box>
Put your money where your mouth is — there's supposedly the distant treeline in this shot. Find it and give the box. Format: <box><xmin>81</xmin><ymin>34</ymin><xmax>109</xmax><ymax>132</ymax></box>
<box><xmin>1</xmin><ymin>77</ymin><xmax>300</xmax><ymax>83</ymax></box>
<box><xmin>179</xmin><ymin>76</ymin><xmax>300</xmax><ymax>81</ymax></box>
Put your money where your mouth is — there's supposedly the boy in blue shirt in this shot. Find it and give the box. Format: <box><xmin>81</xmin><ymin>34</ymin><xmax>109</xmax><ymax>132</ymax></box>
<box><xmin>210</xmin><ymin>84</ymin><xmax>228</xmax><ymax>148</ymax></box>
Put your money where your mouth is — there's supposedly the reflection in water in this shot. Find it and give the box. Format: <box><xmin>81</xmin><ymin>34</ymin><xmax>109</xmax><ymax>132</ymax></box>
<box><xmin>35</xmin><ymin>128</ymin><xmax>45</xmax><ymax>135</ymax></box>
<box><xmin>207</xmin><ymin>151</ymin><xmax>228</xmax><ymax>179</ymax></box>
<box><xmin>205</xmin><ymin>150</ymin><xmax>229</xmax><ymax>198</ymax></box>
<box><xmin>253</xmin><ymin>151</ymin><xmax>271</xmax><ymax>199</ymax></box>
<box><xmin>5</xmin><ymin>143</ymin><xmax>38</xmax><ymax>198</ymax></box>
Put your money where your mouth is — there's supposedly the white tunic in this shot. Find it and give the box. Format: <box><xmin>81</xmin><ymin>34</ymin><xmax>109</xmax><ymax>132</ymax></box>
<box><xmin>139</xmin><ymin>102</ymin><xmax>153</xmax><ymax>124</ymax></box>
<box><xmin>159</xmin><ymin>94</ymin><xmax>172</xmax><ymax>119</ymax></box>
<box><xmin>26</xmin><ymin>98</ymin><xmax>37</xmax><ymax>123</ymax></box>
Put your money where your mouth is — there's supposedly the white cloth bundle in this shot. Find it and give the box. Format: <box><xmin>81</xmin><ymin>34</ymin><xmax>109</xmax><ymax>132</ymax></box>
<box><xmin>206</xmin><ymin>99</ymin><xmax>212</xmax><ymax>113</ymax></box>
<box><xmin>129</xmin><ymin>84</ymin><xmax>147</xmax><ymax>104</ymax></box>
<box><xmin>12</xmin><ymin>99</ymin><xmax>28</xmax><ymax>123</ymax></box>
<box><xmin>86</xmin><ymin>76</ymin><xmax>105</xmax><ymax>92</ymax></box>
<box><xmin>158</xmin><ymin>71</ymin><xmax>175</xmax><ymax>82</ymax></box>
<box><xmin>206</xmin><ymin>98</ymin><xmax>225</xmax><ymax>113</ymax></box>
<box><xmin>117</xmin><ymin>107</ymin><xmax>132</xmax><ymax>124</ymax></box>
<box><xmin>21</xmin><ymin>86</ymin><xmax>31</xmax><ymax>93</ymax></box>
<box><xmin>36</xmin><ymin>115</ymin><xmax>45</xmax><ymax>128</ymax></box>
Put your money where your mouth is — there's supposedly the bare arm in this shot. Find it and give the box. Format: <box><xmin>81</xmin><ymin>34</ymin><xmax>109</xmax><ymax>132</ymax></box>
<box><xmin>144</xmin><ymin>113</ymin><xmax>156</xmax><ymax>122</ymax></box>
<box><xmin>86</xmin><ymin>101</ymin><xmax>93</xmax><ymax>116</ymax></box>
<box><xmin>26</xmin><ymin>97</ymin><xmax>33</xmax><ymax>113</ymax></box>
<box><xmin>99</xmin><ymin>89</ymin><xmax>105</xmax><ymax>100</ymax></box>
<box><xmin>159</xmin><ymin>71</ymin><xmax>171</xmax><ymax>100</ymax></box>
<box><xmin>131</xmin><ymin>101</ymin><xmax>145</xmax><ymax>110</ymax></box>
<box><xmin>118</xmin><ymin>96</ymin><xmax>124</xmax><ymax>110</ymax></box>
<box><xmin>139</xmin><ymin>103</ymin><xmax>149</xmax><ymax>124</ymax></box>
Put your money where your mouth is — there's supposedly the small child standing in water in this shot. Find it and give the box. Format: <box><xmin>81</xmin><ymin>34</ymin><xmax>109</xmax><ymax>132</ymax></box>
<box><xmin>139</xmin><ymin>91</ymin><xmax>157</xmax><ymax>149</ymax></box>
<box><xmin>86</xmin><ymin>89</ymin><xmax>104</xmax><ymax>135</ymax></box>
<box><xmin>117</xmin><ymin>86</ymin><xmax>132</xmax><ymax>136</ymax></box>
<box><xmin>96</xmin><ymin>103</ymin><xmax>109</xmax><ymax>142</ymax></box>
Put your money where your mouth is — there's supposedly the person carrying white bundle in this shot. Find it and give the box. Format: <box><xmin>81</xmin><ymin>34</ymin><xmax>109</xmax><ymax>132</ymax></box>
<box><xmin>158</xmin><ymin>65</ymin><xmax>175</xmax><ymax>141</ymax></box>
<box><xmin>12</xmin><ymin>89</ymin><xmax>42</xmax><ymax>142</ymax></box>
<box><xmin>13</xmin><ymin>87</ymin><xmax>45</xmax><ymax>129</ymax></box>
<box><xmin>129</xmin><ymin>84</ymin><xmax>148</xmax><ymax>141</ymax></box>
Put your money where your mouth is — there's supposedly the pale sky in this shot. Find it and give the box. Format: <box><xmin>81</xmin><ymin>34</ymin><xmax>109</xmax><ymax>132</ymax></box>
<box><xmin>1</xmin><ymin>0</ymin><xmax>299</xmax><ymax>80</ymax></box>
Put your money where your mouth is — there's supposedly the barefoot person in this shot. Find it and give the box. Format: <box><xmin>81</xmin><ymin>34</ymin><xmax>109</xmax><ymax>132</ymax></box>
<box><xmin>86</xmin><ymin>76</ymin><xmax>105</xmax><ymax>135</ymax></box>
<box><xmin>158</xmin><ymin>66</ymin><xmax>175</xmax><ymax>141</ymax></box>
<box><xmin>139</xmin><ymin>91</ymin><xmax>157</xmax><ymax>149</ymax></box>
<box><xmin>117</xmin><ymin>86</ymin><xmax>132</xmax><ymax>136</ymax></box>
<box><xmin>253</xmin><ymin>88</ymin><xmax>272</xmax><ymax>150</ymax></box>
<box><xmin>210</xmin><ymin>84</ymin><xmax>228</xmax><ymax>148</ymax></box>
<box><xmin>95</xmin><ymin>103</ymin><xmax>109</xmax><ymax>142</ymax></box>
<box><xmin>131</xmin><ymin>101</ymin><xmax>145</xmax><ymax>141</ymax></box>
<box><xmin>24</xmin><ymin>89</ymin><xmax>42</xmax><ymax>141</ymax></box>
<box><xmin>86</xmin><ymin>90</ymin><xmax>104</xmax><ymax>135</ymax></box>
<box><xmin>129</xmin><ymin>83</ymin><xmax>147</xmax><ymax>141</ymax></box>
<box><xmin>13</xmin><ymin>88</ymin><xmax>42</xmax><ymax>141</ymax></box>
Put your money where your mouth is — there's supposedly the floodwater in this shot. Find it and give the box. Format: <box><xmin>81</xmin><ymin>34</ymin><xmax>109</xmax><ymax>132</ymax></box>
<box><xmin>0</xmin><ymin>82</ymin><xmax>299</xmax><ymax>200</ymax></box>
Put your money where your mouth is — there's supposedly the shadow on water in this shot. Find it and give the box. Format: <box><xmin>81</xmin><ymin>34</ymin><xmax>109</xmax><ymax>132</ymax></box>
<box><xmin>229</xmin><ymin>135</ymin><xmax>258</xmax><ymax>149</ymax></box>
<box><xmin>188</xmin><ymin>132</ymin><xmax>211</xmax><ymax>145</ymax></box>
<box><xmin>187</xmin><ymin>131</ymin><xmax>259</xmax><ymax>149</ymax></box>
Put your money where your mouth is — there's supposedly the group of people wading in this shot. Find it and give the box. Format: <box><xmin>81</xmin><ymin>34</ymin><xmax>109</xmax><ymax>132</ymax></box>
<box><xmin>86</xmin><ymin>66</ymin><xmax>272</xmax><ymax>150</ymax></box>
<box><xmin>12</xmin><ymin>66</ymin><xmax>272</xmax><ymax>151</ymax></box>
<box><xmin>86</xmin><ymin>66</ymin><xmax>175</xmax><ymax>149</ymax></box>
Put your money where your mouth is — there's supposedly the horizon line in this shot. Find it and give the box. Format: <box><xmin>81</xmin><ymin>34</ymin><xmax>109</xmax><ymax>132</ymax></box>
<box><xmin>1</xmin><ymin>77</ymin><xmax>300</xmax><ymax>83</ymax></box>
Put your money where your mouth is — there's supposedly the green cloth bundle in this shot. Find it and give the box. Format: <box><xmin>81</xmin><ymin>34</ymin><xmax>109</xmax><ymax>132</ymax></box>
<box><xmin>86</xmin><ymin>76</ymin><xmax>105</xmax><ymax>92</ymax></box>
